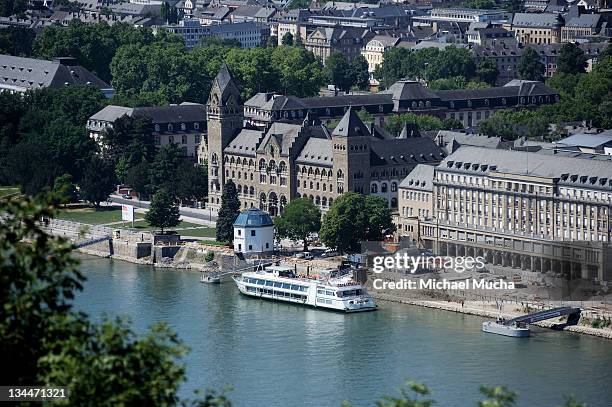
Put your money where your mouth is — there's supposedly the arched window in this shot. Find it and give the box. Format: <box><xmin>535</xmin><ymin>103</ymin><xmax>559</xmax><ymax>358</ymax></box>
<box><xmin>259</xmin><ymin>159</ymin><xmax>266</xmax><ymax>171</ymax></box>
<box><xmin>279</xmin><ymin>161</ymin><xmax>287</xmax><ymax>173</ymax></box>
<box><xmin>391</xmin><ymin>197</ymin><xmax>398</xmax><ymax>208</ymax></box>
<box><xmin>211</xmin><ymin>153</ymin><xmax>218</xmax><ymax>165</ymax></box>
<box><xmin>337</xmin><ymin>169</ymin><xmax>344</xmax><ymax>180</ymax></box>
<box><xmin>315</xmin><ymin>196</ymin><xmax>321</xmax><ymax>206</ymax></box>
<box><xmin>249</xmin><ymin>186</ymin><xmax>255</xmax><ymax>196</ymax></box>
<box><xmin>391</xmin><ymin>182</ymin><xmax>397</xmax><ymax>192</ymax></box>
<box><xmin>381</xmin><ymin>183</ymin><xmax>388</xmax><ymax>193</ymax></box>
<box><xmin>371</xmin><ymin>184</ymin><xmax>378</xmax><ymax>193</ymax></box>
<box><xmin>269</xmin><ymin>160</ymin><xmax>277</xmax><ymax>172</ymax></box>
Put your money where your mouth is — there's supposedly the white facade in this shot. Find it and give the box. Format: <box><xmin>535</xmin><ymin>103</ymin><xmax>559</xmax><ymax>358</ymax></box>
<box><xmin>233</xmin><ymin>208</ymin><xmax>274</xmax><ymax>254</ymax></box>
<box><xmin>234</xmin><ymin>225</ymin><xmax>274</xmax><ymax>254</ymax></box>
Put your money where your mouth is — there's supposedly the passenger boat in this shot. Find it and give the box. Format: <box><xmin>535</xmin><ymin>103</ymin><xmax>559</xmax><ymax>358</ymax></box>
<box><xmin>482</xmin><ymin>319</ymin><xmax>530</xmax><ymax>337</ymax></box>
<box><xmin>232</xmin><ymin>265</ymin><xmax>376</xmax><ymax>313</ymax></box>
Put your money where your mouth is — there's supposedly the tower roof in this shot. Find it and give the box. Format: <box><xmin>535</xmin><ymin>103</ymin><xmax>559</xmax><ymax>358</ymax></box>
<box><xmin>210</xmin><ymin>63</ymin><xmax>241</xmax><ymax>105</ymax></box>
<box><xmin>233</xmin><ymin>208</ymin><xmax>274</xmax><ymax>228</ymax></box>
<box><xmin>331</xmin><ymin>107</ymin><xmax>370</xmax><ymax>138</ymax></box>
<box><xmin>214</xmin><ymin>63</ymin><xmax>234</xmax><ymax>94</ymax></box>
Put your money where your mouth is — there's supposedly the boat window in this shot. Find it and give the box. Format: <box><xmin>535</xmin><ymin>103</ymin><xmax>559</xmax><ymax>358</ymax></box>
<box><xmin>266</xmin><ymin>281</ymin><xmax>274</xmax><ymax>286</ymax></box>
<box><xmin>274</xmin><ymin>282</ymin><xmax>283</xmax><ymax>288</ymax></box>
<box><xmin>282</xmin><ymin>283</ymin><xmax>291</xmax><ymax>289</ymax></box>
<box><xmin>291</xmin><ymin>285</ymin><xmax>300</xmax><ymax>291</ymax></box>
<box><xmin>325</xmin><ymin>290</ymin><xmax>333</xmax><ymax>296</ymax></box>
<box><xmin>257</xmin><ymin>279</ymin><xmax>265</xmax><ymax>285</ymax></box>
<box><xmin>317</xmin><ymin>289</ymin><xmax>324</xmax><ymax>294</ymax></box>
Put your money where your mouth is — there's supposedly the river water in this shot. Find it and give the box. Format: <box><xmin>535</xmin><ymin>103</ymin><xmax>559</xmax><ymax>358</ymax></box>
<box><xmin>73</xmin><ymin>255</ymin><xmax>612</xmax><ymax>407</ymax></box>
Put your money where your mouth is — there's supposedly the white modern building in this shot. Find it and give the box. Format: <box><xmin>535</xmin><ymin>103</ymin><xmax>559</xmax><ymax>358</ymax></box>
<box><xmin>158</xmin><ymin>19</ymin><xmax>267</xmax><ymax>48</ymax></box>
<box><xmin>233</xmin><ymin>208</ymin><xmax>274</xmax><ymax>255</ymax></box>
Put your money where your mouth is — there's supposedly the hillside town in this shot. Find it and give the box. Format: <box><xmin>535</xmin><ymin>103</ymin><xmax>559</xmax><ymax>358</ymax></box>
<box><xmin>2</xmin><ymin>0</ymin><xmax>612</xmax><ymax>404</ymax></box>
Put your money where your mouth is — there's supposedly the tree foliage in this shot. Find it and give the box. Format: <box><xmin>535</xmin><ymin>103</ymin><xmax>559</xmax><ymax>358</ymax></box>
<box><xmin>216</xmin><ymin>180</ymin><xmax>240</xmax><ymax>243</ymax></box>
<box><xmin>385</xmin><ymin>112</ymin><xmax>463</xmax><ymax>135</ymax></box>
<box><xmin>274</xmin><ymin>198</ymin><xmax>321</xmax><ymax>251</ymax></box>
<box><xmin>52</xmin><ymin>173</ymin><xmax>79</xmax><ymax>206</ymax></box>
<box><xmin>320</xmin><ymin>193</ymin><xmax>394</xmax><ymax>253</ymax></box>
<box><xmin>80</xmin><ymin>156</ymin><xmax>116</xmax><ymax>207</ymax></box>
<box><xmin>112</xmin><ymin>41</ymin><xmax>324</xmax><ymax>104</ymax></box>
<box><xmin>0</xmin><ymin>196</ymin><xmax>229</xmax><ymax>405</ymax></box>
<box><xmin>557</xmin><ymin>43</ymin><xmax>587</xmax><ymax>75</ymax></box>
<box><xmin>146</xmin><ymin>188</ymin><xmax>181</xmax><ymax>233</ymax></box>
<box><xmin>476</xmin><ymin>58</ymin><xmax>499</xmax><ymax>85</ymax></box>
<box><xmin>33</xmin><ymin>20</ymin><xmax>170</xmax><ymax>83</ymax></box>
<box><xmin>0</xmin><ymin>26</ymin><xmax>35</xmax><ymax>56</ymax></box>
<box><xmin>374</xmin><ymin>46</ymin><xmax>476</xmax><ymax>89</ymax></box>
<box><xmin>0</xmin><ymin>86</ymin><xmax>105</xmax><ymax>193</ymax></box>
<box><xmin>518</xmin><ymin>47</ymin><xmax>545</xmax><ymax>81</ymax></box>
<box><xmin>281</xmin><ymin>32</ymin><xmax>294</xmax><ymax>46</ymax></box>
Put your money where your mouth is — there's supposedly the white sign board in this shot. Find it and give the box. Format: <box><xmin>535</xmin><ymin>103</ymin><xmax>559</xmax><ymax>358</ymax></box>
<box><xmin>121</xmin><ymin>204</ymin><xmax>134</xmax><ymax>222</ymax></box>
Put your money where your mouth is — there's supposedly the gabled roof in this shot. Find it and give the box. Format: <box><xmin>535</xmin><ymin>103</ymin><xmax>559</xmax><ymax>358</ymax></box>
<box><xmin>399</xmin><ymin>164</ymin><xmax>435</xmax><ymax>191</ymax></box>
<box><xmin>257</xmin><ymin>122</ymin><xmax>303</xmax><ymax>155</ymax></box>
<box><xmin>383</xmin><ymin>80</ymin><xmax>440</xmax><ymax>101</ymax></box>
<box><xmin>331</xmin><ymin>107</ymin><xmax>370</xmax><ymax>138</ymax></box>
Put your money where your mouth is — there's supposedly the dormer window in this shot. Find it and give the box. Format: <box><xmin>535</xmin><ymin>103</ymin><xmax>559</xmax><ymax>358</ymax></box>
<box><xmin>181</xmin><ymin>123</ymin><xmax>186</xmax><ymax>131</ymax></box>
<box><xmin>168</xmin><ymin>124</ymin><xmax>173</xmax><ymax>131</ymax></box>
<box><xmin>154</xmin><ymin>124</ymin><xmax>160</xmax><ymax>132</ymax></box>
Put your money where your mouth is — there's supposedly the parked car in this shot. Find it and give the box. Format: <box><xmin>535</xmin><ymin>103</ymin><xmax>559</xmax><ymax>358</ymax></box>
<box><xmin>122</xmin><ymin>194</ymin><xmax>132</xmax><ymax>199</ymax></box>
<box><xmin>294</xmin><ymin>252</ymin><xmax>305</xmax><ymax>259</ymax></box>
<box><xmin>303</xmin><ymin>252</ymin><xmax>314</xmax><ymax>260</ymax></box>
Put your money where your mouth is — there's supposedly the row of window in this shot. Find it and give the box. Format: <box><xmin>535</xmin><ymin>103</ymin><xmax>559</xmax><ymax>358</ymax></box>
<box><xmin>245</xmin><ymin>286</ymin><xmax>307</xmax><ymax>300</ymax></box>
<box><xmin>243</xmin><ymin>278</ymin><xmax>308</xmax><ymax>292</ymax></box>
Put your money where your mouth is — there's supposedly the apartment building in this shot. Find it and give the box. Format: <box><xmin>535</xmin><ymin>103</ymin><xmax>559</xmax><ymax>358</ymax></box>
<box><xmin>511</xmin><ymin>13</ymin><xmax>564</xmax><ymax>45</ymax></box>
<box><xmin>407</xmin><ymin>147</ymin><xmax>612</xmax><ymax>282</ymax></box>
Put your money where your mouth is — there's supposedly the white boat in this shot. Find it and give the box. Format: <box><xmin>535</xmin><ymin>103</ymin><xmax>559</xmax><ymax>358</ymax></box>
<box><xmin>482</xmin><ymin>320</ymin><xmax>530</xmax><ymax>337</ymax></box>
<box><xmin>201</xmin><ymin>273</ymin><xmax>220</xmax><ymax>284</ymax></box>
<box><xmin>232</xmin><ymin>265</ymin><xmax>376</xmax><ymax>313</ymax></box>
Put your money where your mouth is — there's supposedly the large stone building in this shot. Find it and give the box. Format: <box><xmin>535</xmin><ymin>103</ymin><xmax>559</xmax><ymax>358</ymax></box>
<box><xmin>304</xmin><ymin>27</ymin><xmax>374</xmax><ymax>64</ymax></box>
<box><xmin>244</xmin><ymin>79</ymin><xmax>559</xmax><ymax>129</ymax></box>
<box><xmin>511</xmin><ymin>13</ymin><xmax>564</xmax><ymax>45</ymax></box>
<box><xmin>397</xmin><ymin>146</ymin><xmax>612</xmax><ymax>282</ymax></box>
<box><xmin>0</xmin><ymin>55</ymin><xmax>114</xmax><ymax>97</ymax></box>
<box><xmin>87</xmin><ymin>103</ymin><xmax>206</xmax><ymax>158</ymax></box>
<box><xmin>206</xmin><ymin>65</ymin><xmax>445</xmax><ymax>213</ymax></box>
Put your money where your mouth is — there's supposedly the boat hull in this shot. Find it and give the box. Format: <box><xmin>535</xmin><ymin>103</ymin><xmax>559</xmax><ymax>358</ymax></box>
<box><xmin>482</xmin><ymin>321</ymin><xmax>530</xmax><ymax>337</ymax></box>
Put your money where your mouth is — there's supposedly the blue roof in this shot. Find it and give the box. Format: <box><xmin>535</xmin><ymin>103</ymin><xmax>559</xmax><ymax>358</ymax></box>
<box><xmin>233</xmin><ymin>208</ymin><xmax>274</xmax><ymax>228</ymax></box>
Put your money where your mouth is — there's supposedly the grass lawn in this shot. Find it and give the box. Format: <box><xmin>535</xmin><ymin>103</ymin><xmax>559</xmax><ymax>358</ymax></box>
<box><xmin>57</xmin><ymin>206</ymin><xmax>144</xmax><ymax>225</ymax></box>
<box><xmin>178</xmin><ymin>227</ymin><xmax>216</xmax><ymax>238</ymax></box>
<box><xmin>127</xmin><ymin>220</ymin><xmax>206</xmax><ymax>231</ymax></box>
<box><xmin>0</xmin><ymin>186</ymin><xmax>19</xmax><ymax>197</ymax></box>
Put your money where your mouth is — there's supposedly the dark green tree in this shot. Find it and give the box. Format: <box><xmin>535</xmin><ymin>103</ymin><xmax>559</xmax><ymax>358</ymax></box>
<box><xmin>325</xmin><ymin>52</ymin><xmax>353</xmax><ymax>92</ymax></box>
<box><xmin>424</xmin><ymin>46</ymin><xmax>476</xmax><ymax>81</ymax></box>
<box><xmin>349</xmin><ymin>54</ymin><xmax>370</xmax><ymax>90</ymax></box>
<box><xmin>125</xmin><ymin>161</ymin><xmax>151</xmax><ymax>199</ymax></box>
<box><xmin>518</xmin><ymin>47</ymin><xmax>545</xmax><ymax>81</ymax></box>
<box><xmin>101</xmin><ymin>115</ymin><xmax>155</xmax><ymax>165</ymax></box>
<box><xmin>281</xmin><ymin>32</ymin><xmax>294</xmax><ymax>46</ymax></box>
<box><xmin>320</xmin><ymin>192</ymin><xmax>367</xmax><ymax>253</ymax></box>
<box><xmin>267</xmin><ymin>35</ymin><xmax>278</xmax><ymax>47</ymax></box>
<box><xmin>0</xmin><ymin>26</ymin><xmax>35</xmax><ymax>56</ymax></box>
<box><xmin>52</xmin><ymin>173</ymin><xmax>79</xmax><ymax>206</ymax></box>
<box><xmin>374</xmin><ymin>47</ymin><xmax>411</xmax><ymax>89</ymax></box>
<box><xmin>215</xmin><ymin>180</ymin><xmax>240</xmax><ymax>244</ymax></box>
<box><xmin>149</xmin><ymin>144</ymin><xmax>182</xmax><ymax>196</ymax></box>
<box><xmin>274</xmin><ymin>198</ymin><xmax>321</xmax><ymax>251</ymax></box>
<box><xmin>176</xmin><ymin>162</ymin><xmax>208</xmax><ymax>206</ymax></box>
<box><xmin>145</xmin><ymin>188</ymin><xmax>180</xmax><ymax>233</ymax></box>
<box><xmin>557</xmin><ymin>43</ymin><xmax>587</xmax><ymax>75</ymax></box>
<box><xmin>477</xmin><ymin>58</ymin><xmax>499</xmax><ymax>85</ymax></box>
<box><xmin>364</xmin><ymin>195</ymin><xmax>395</xmax><ymax>241</ymax></box>
<box><xmin>79</xmin><ymin>156</ymin><xmax>116</xmax><ymax>207</ymax></box>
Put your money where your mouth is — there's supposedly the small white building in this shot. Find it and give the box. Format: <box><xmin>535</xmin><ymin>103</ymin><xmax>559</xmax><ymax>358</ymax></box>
<box><xmin>233</xmin><ymin>208</ymin><xmax>274</xmax><ymax>255</ymax></box>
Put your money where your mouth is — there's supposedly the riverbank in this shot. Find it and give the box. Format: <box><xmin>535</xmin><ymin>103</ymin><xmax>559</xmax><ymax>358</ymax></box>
<box><xmin>370</xmin><ymin>291</ymin><xmax>612</xmax><ymax>339</ymax></box>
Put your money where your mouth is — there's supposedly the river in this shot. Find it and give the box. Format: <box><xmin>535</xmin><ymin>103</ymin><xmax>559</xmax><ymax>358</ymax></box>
<box><xmin>73</xmin><ymin>255</ymin><xmax>612</xmax><ymax>407</ymax></box>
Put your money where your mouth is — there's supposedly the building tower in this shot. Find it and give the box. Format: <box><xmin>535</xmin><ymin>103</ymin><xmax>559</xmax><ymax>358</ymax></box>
<box><xmin>207</xmin><ymin>64</ymin><xmax>243</xmax><ymax>208</ymax></box>
<box><xmin>331</xmin><ymin>107</ymin><xmax>372</xmax><ymax>196</ymax></box>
